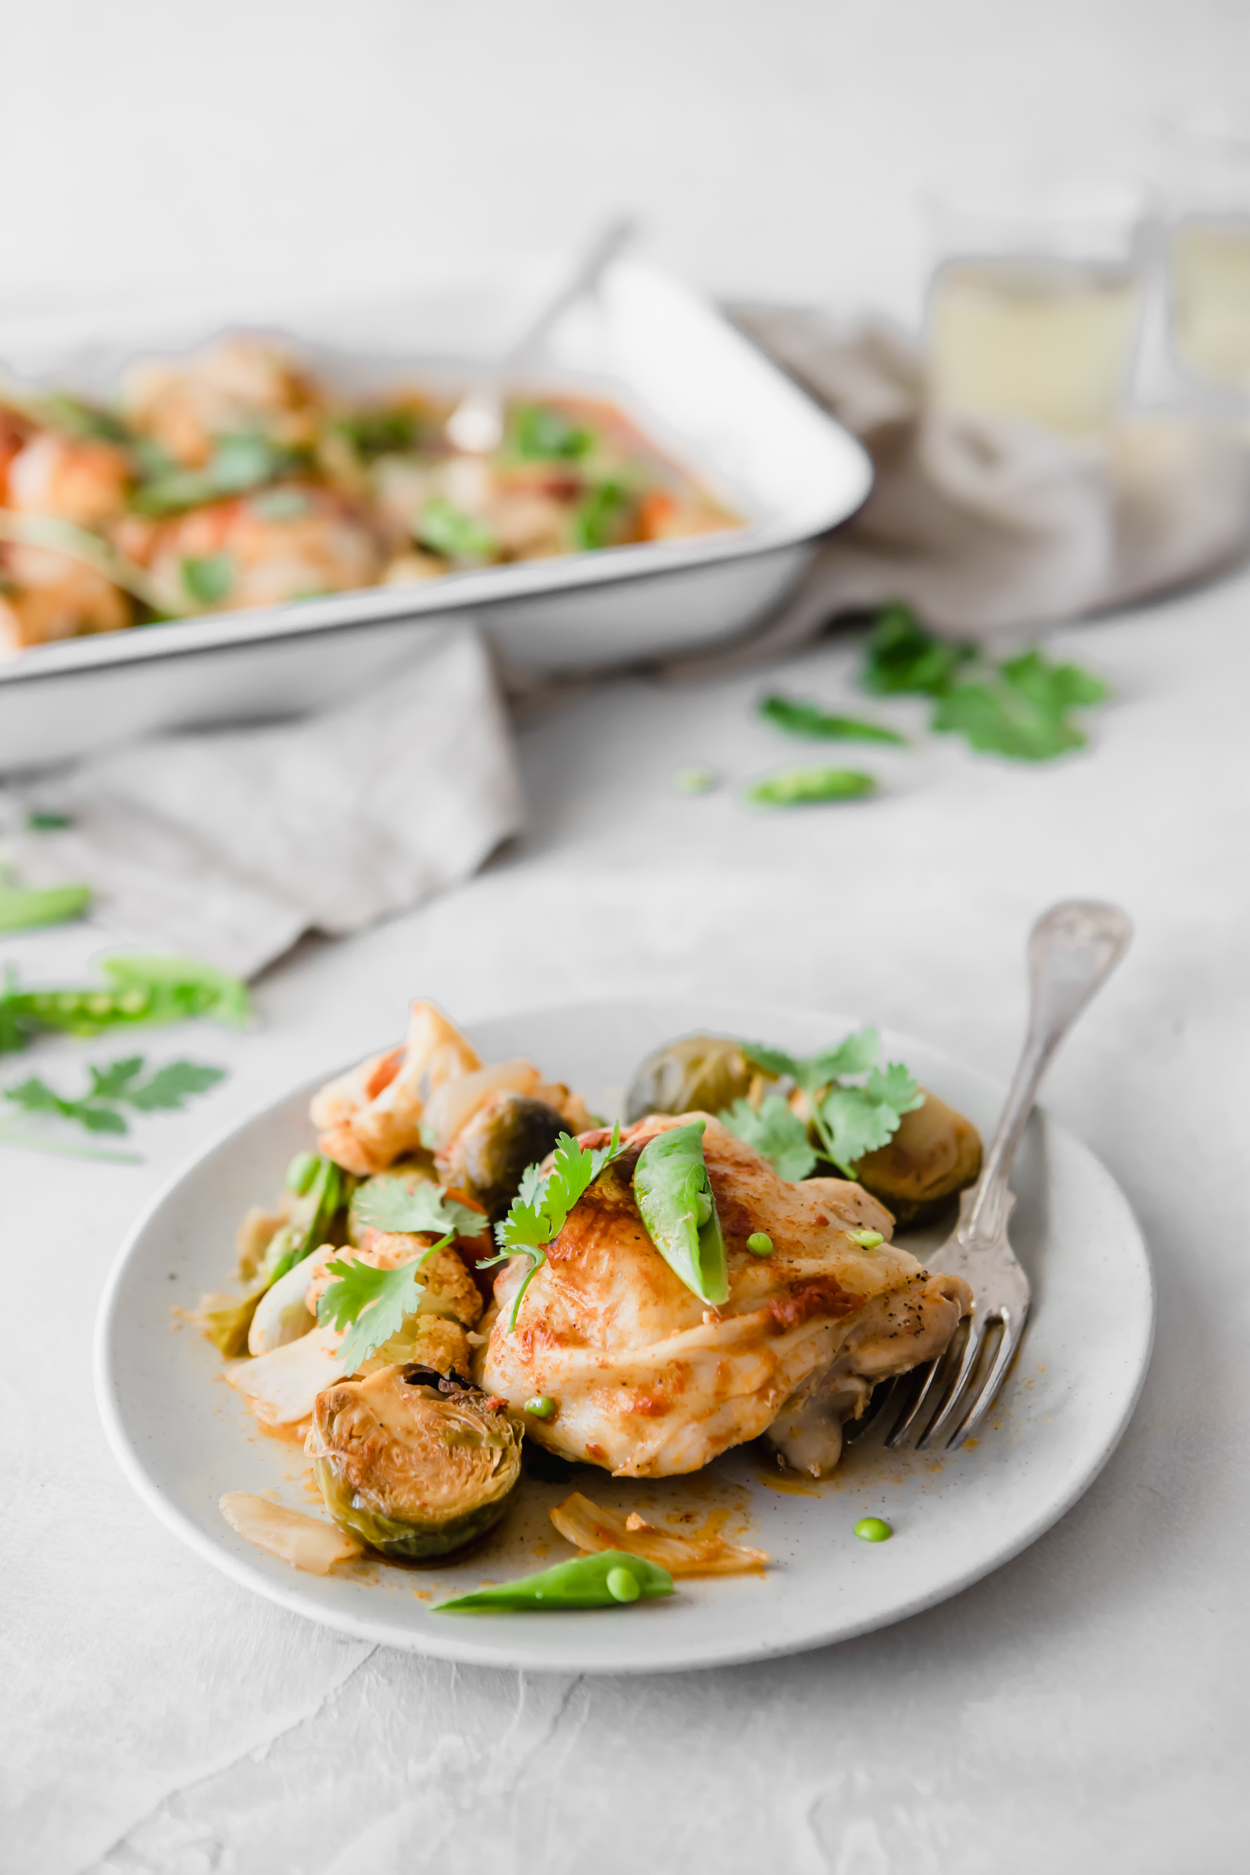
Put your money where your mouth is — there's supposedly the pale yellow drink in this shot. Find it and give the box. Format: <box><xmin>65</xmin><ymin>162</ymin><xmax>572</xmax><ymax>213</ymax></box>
<box><xmin>1169</xmin><ymin>218</ymin><xmax>1250</xmax><ymax>389</ymax></box>
<box><xmin>928</xmin><ymin>259</ymin><xmax>1142</xmax><ymax>437</ymax></box>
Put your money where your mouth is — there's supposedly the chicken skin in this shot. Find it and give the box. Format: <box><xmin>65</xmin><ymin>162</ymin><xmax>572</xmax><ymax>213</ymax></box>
<box><xmin>479</xmin><ymin>1114</ymin><xmax>972</xmax><ymax>1478</ymax></box>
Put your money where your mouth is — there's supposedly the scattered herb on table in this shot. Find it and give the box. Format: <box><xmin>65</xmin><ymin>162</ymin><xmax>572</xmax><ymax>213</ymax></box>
<box><xmin>0</xmin><ymin>954</ymin><xmax>250</xmax><ymax>1054</ymax></box>
<box><xmin>25</xmin><ymin>812</ymin><xmax>73</xmax><ymax>832</ymax></box>
<box><xmin>0</xmin><ymin>881</ymin><xmax>91</xmax><ymax>933</ymax></box>
<box><xmin>758</xmin><ymin>695</ymin><xmax>907</xmax><ymax>746</ymax></box>
<box><xmin>724</xmin><ymin>1028</ymin><xmax>924</xmax><ymax>1180</ymax></box>
<box><xmin>856</xmin><ymin>605</ymin><xmax>1108</xmax><ymax>761</ymax></box>
<box><xmin>746</xmin><ymin>766</ymin><xmax>877</xmax><ymax>807</ymax></box>
<box><xmin>434</xmin><ymin>1549</ymin><xmax>674</xmax><ymax>1612</ymax></box>
<box><xmin>633</xmin><ymin>1118</ymin><xmax>728</xmax><ymax>1306</ymax></box>
<box><xmin>674</xmin><ymin>765</ymin><xmax>719</xmax><ymax>795</ymax></box>
<box><xmin>3</xmin><ymin>1055</ymin><xmax>224</xmax><ymax>1136</ymax></box>
<box><xmin>479</xmin><ymin>1125</ymin><xmax>626</xmax><ymax>1332</ymax></box>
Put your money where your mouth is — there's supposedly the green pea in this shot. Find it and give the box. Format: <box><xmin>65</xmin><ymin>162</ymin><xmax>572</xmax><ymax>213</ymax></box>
<box><xmin>854</xmin><ymin>1516</ymin><xmax>892</xmax><ymax>1543</ymax></box>
<box><xmin>606</xmin><ymin>1566</ymin><xmax>642</xmax><ymax>1603</ymax></box>
<box><xmin>55</xmin><ymin>992</ymin><xmax>81</xmax><ymax>1012</ymax></box>
<box><xmin>525</xmin><ymin>1395</ymin><xmax>557</xmax><ymax>1419</ymax></box>
<box><xmin>118</xmin><ymin>989</ymin><xmax>149</xmax><ymax>1014</ymax></box>
<box><xmin>746</xmin><ymin>1231</ymin><xmax>773</xmax><ymax>1256</ymax></box>
<box><xmin>87</xmin><ymin>994</ymin><xmax>114</xmax><ymax>1016</ymax></box>
<box><xmin>286</xmin><ymin>1151</ymin><xmax>320</xmax><ymax>1196</ymax></box>
<box><xmin>849</xmin><ymin>1229</ymin><xmax>884</xmax><ymax>1249</ymax></box>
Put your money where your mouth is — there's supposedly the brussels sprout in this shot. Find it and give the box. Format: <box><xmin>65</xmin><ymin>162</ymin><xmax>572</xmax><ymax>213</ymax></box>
<box><xmin>310</xmin><ymin>1362</ymin><xmax>523</xmax><ymax>1559</ymax></box>
<box><xmin>437</xmin><ymin>1092</ymin><xmax>568</xmax><ymax>1222</ymax></box>
<box><xmin>624</xmin><ymin>1034</ymin><xmax>771</xmax><ymax>1124</ymax></box>
<box><xmin>844</xmin><ymin>1087</ymin><xmax>983</xmax><ymax>1225</ymax></box>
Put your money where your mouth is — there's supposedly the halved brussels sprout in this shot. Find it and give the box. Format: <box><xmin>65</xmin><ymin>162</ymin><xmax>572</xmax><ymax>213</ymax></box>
<box><xmin>846</xmin><ymin>1088</ymin><xmax>983</xmax><ymax>1225</ymax></box>
<box><xmin>437</xmin><ymin>1092</ymin><xmax>568</xmax><ymax>1222</ymax></box>
<box><xmin>310</xmin><ymin>1362</ymin><xmax>523</xmax><ymax>1559</ymax></box>
<box><xmin>624</xmin><ymin>1034</ymin><xmax>769</xmax><ymax>1124</ymax></box>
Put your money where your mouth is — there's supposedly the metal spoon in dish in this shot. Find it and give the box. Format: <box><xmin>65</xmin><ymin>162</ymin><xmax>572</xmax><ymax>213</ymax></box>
<box><xmin>445</xmin><ymin>216</ymin><xmax>636</xmax><ymax>455</ymax></box>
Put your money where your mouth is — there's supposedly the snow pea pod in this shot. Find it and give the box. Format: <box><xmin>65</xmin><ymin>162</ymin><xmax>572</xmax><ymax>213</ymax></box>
<box><xmin>632</xmin><ymin>1119</ymin><xmax>728</xmax><ymax>1306</ymax></box>
<box><xmin>434</xmin><ymin>1550</ymin><xmax>674</xmax><ymax>1612</ymax></box>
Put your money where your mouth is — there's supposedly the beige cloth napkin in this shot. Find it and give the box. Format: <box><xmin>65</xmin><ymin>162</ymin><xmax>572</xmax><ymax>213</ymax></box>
<box><xmin>693</xmin><ymin>310</ymin><xmax>1250</xmax><ymax>669</ymax></box>
<box><xmin>4</xmin><ymin>623</ymin><xmax>522</xmax><ymax>978</ymax></box>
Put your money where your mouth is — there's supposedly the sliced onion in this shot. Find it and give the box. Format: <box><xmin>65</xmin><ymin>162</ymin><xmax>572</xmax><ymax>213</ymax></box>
<box><xmin>550</xmin><ymin>1492</ymin><xmax>769</xmax><ymax>1576</ymax></box>
<box><xmin>219</xmin><ymin>1493</ymin><xmax>362</xmax><ymax>1574</ymax></box>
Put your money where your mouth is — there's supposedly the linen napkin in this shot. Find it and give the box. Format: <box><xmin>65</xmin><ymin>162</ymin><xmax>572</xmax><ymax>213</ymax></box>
<box><xmin>694</xmin><ymin>309</ymin><xmax>1250</xmax><ymax>670</ymax></box>
<box><xmin>3</xmin><ymin>623</ymin><xmax>522</xmax><ymax>978</ymax></box>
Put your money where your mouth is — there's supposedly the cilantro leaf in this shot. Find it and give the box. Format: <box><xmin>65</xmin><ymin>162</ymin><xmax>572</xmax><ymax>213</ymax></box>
<box><xmin>718</xmin><ymin>1095</ymin><xmax>816</xmax><ymax>1182</ymax></box>
<box><xmin>512</xmin><ymin>404</ymin><xmax>593</xmax><ymax>461</ymax></box>
<box><xmin>482</xmin><ymin>1124</ymin><xmax>626</xmax><ymax>1331</ymax></box>
<box><xmin>818</xmin><ymin>1086</ymin><xmax>901</xmax><ymax>1166</ymax></box>
<box><xmin>85</xmin><ymin>1057</ymin><xmax>146</xmax><ymax>1099</ymax></box>
<box><xmin>316</xmin><ymin>1247</ymin><xmax>446</xmax><ymax>1371</ymax></box>
<box><xmin>745</xmin><ymin>766</ymin><xmax>877</xmax><ymax>807</ymax></box>
<box><xmin>181</xmin><ymin>553</ymin><xmax>234</xmax><ymax>607</ymax></box>
<box><xmin>1</xmin><ymin>1054</ymin><xmax>224</xmax><ymax>1138</ymax></box>
<box><xmin>572</xmin><ymin>480</ymin><xmax>628</xmax><ymax>551</ymax></box>
<box><xmin>866</xmin><ymin>1062</ymin><xmax>925</xmax><ymax>1115</ymax></box>
<box><xmin>742</xmin><ymin>1028</ymin><xmax>878</xmax><ymax>1095</ymax></box>
<box><xmin>123</xmin><ymin>1060</ymin><xmax>226</xmax><ymax>1110</ymax></box>
<box><xmin>758</xmin><ymin>695</ymin><xmax>907</xmax><ymax>746</ymax></box>
<box><xmin>353</xmin><ymin>1177</ymin><xmax>484</xmax><ymax>1239</ymax></box>
<box><xmin>416</xmin><ymin>497</ymin><xmax>497</xmax><ymax>563</ymax></box>
<box><xmin>859</xmin><ymin>604</ymin><xmax>974</xmax><ymax>696</ymax></box>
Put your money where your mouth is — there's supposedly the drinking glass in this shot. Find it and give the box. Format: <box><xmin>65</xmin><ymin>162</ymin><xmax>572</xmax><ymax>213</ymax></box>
<box><xmin>1161</xmin><ymin>111</ymin><xmax>1250</xmax><ymax>400</ymax></box>
<box><xmin>925</xmin><ymin>174</ymin><xmax>1148</xmax><ymax>439</ymax></box>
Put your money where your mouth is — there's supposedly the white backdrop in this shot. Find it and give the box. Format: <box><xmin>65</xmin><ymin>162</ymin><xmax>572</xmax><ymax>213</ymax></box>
<box><xmin>1</xmin><ymin>0</ymin><xmax>1246</xmax><ymax>326</ymax></box>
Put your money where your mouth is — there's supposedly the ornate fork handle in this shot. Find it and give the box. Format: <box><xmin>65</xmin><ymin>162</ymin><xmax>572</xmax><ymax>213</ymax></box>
<box><xmin>960</xmin><ymin>901</ymin><xmax>1132</xmax><ymax>1249</ymax></box>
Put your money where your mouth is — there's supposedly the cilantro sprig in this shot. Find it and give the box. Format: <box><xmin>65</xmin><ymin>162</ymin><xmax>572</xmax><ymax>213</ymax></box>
<box><xmin>314</xmin><ymin>1178</ymin><xmax>485</xmax><ymax>1367</ymax></box>
<box><xmin>3</xmin><ymin>1055</ymin><xmax>224</xmax><ymax>1138</ymax></box>
<box><xmin>480</xmin><ymin>1125</ymin><xmax>626</xmax><ymax>1332</ymax></box>
<box><xmin>352</xmin><ymin>1177</ymin><xmax>484</xmax><ymax>1240</ymax></box>
<box><xmin>722</xmin><ymin>1029</ymin><xmax>924</xmax><ymax>1179</ymax></box>
<box><xmin>858</xmin><ymin>605</ymin><xmax>1108</xmax><ymax>762</ymax></box>
<box><xmin>316</xmin><ymin>1240</ymin><xmax>450</xmax><ymax>1371</ymax></box>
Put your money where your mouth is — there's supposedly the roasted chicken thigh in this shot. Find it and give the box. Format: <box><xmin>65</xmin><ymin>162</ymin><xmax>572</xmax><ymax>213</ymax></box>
<box><xmin>479</xmin><ymin>1114</ymin><xmax>972</xmax><ymax>1477</ymax></box>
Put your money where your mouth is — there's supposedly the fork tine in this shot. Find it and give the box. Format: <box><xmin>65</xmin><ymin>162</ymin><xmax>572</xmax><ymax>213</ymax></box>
<box><xmin>944</xmin><ymin>1305</ymin><xmax>1029</xmax><ymax>1450</ymax></box>
<box><xmin>883</xmin><ymin>1351</ymin><xmax>948</xmax><ymax>1449</ymax></box>
<box><xmin>915</xmin><ymin>1314</ymin><xmax>987</xmax><ymax>1450</ymax></box>
<box><xmin>843</xmin><ymin>1375</ymin><xmax>906</xmax><ymax>1445</ymax></box>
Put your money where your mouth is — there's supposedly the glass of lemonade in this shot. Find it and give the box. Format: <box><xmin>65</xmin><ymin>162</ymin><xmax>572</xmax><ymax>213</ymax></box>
<box><xmin>1162</xmin><ymin>112</ymin><xmax>1250</xmax><ymax>400</ymax></box>
<box><xmin>926</xmin><ymin>174</ymin><xmax>1148</xmax><ymax>440</ymax></box>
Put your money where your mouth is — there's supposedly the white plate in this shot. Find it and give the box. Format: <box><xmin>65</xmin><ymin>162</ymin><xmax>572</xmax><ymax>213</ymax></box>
<box><xmin>95</xmin><ymin>998</ymin><xmax>1154</xmax><ymax>1674</ymax></box>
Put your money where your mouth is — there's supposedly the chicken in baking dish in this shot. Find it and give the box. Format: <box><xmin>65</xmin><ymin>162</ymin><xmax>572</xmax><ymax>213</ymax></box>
<box><xmin>199</xmin><ymin>1001</ymin><xmax>981</xmax><ymax>1590</ymax></box>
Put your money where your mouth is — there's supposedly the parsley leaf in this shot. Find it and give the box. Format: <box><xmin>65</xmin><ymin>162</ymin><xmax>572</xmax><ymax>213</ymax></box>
<box><xmin>859</xmin><ymin>604</ymin><xmax>974</xmax><ymax>696</ymax></box>
<box><xmin>481</xmin><ymin>1124</ymin><xmax>626</xmax><ymax>1331</ymax></box>
<box><xmin>718</xmin><ymin>1095</ymin><xmax>816</xmax><ymax>1181</ymax></box>
<box><xmin>758</xmin><ymin>695</ymin><xmax>907</xmax><ymax>745</ymax></box>
<box><xmin>352</xmin><ymin>1178</ymin><xmax>484</xmax><ymax>1239</ymax></box>
<box><xmin>316</xmin><ymin>1243</ymin><xmax>447</xmax><ymax>1371</ymax></box>
<box><xmin>746</xmin><ymin>767</ymin><xmax>877</xmax><ymax>807</ymax></box>
<box><xmin>1</xmin><ymin>1055</ymin><xmax>225</xmax><ymax>1137</ymax></box>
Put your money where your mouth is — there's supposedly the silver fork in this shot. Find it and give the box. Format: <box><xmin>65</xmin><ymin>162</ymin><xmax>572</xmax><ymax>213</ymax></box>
<box><xmin>850</xmin><ymin>899</ymin><xmax>1132</xmax><ymax>1456</ymax></box>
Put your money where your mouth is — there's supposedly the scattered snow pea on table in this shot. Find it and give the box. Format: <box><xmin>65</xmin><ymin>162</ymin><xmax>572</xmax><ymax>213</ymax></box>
<box><xmin>433</xmin><ymin>1550</ymin><xmax>674</xmax><ymax>1612</ymax></box>
<box><xmin>0</xmin><ymin>954</ymin><xmax>250</xmax><ymax>1053</ymax></box>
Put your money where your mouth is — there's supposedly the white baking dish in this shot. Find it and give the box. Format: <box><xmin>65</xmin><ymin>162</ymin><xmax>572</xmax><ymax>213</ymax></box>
<box><xmin>0</xmin><ymin>258</ymin><xmax>870</xmax><ymax>771</ymax></box>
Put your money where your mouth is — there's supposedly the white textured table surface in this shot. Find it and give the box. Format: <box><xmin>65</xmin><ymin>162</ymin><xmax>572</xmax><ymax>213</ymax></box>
<box><xmin>5</xmin><ymin>572</ymin><xmax>1250</xmax><ymax>1873</ymax></box>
